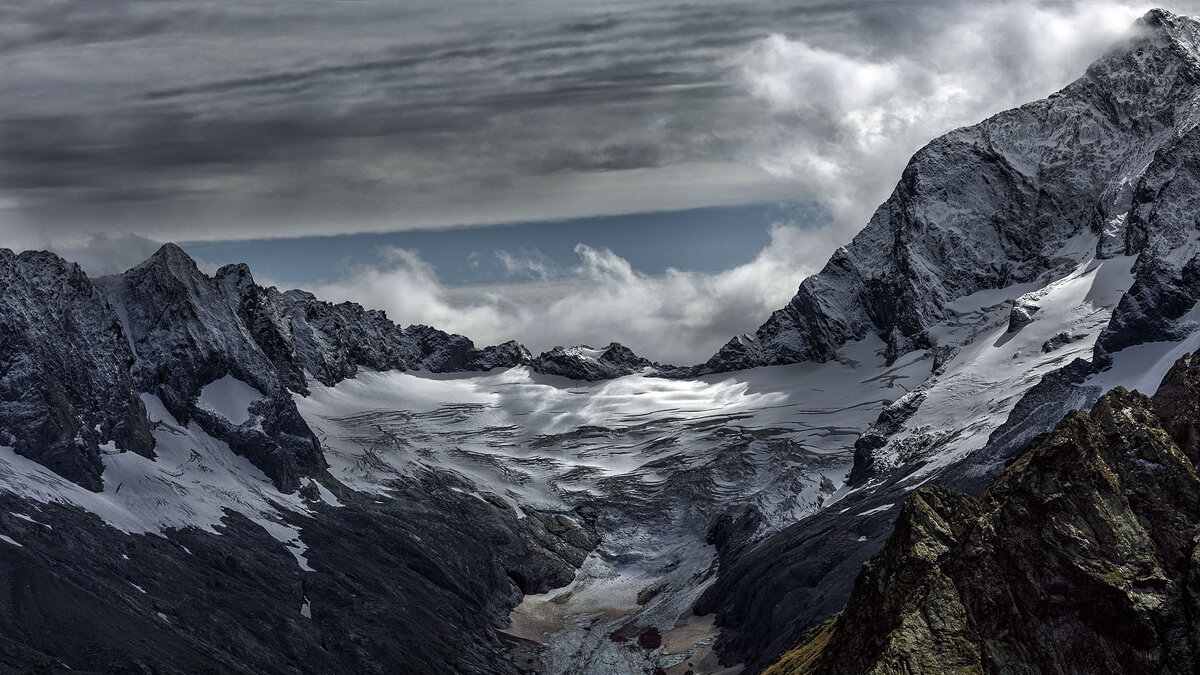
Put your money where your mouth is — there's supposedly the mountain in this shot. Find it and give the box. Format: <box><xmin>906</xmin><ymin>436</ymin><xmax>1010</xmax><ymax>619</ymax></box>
<box><xmin>0</xmin><ymin>244</ymin><xmax>606</xmax><ymax>673</ymax></box>
<box><xmin>0</xmin><ymin>250</ymin><xmax>153</xmax><ymax>493</ymax></box>
<box><xmin>530</xmin><ymin>343</ymin><xmax>658</xmax><ymax>381</ymax></box>
<box><xmin>767</xmin><ymin>351</ymin><xmax>1200</xmax><ymax>674</ymax></box>
<box><xmin>702</xmin><ymin>7</ymin><xmax>1200</xmax><ymax>375</ymax></box>
<box><xmin>1</xmin><ymin>241</ymin><xmax>666</xmax><ymax>496</ymax></box>
<box><xmin>8</xmin><ymin>8</ymin><xmax>1200</xmax><ymax>675</ymax></box>
<box><xmin>1</xmin><ymin>241</ymin><xmax>533</xmax><ymax>493</ymax></box>
<box><xmin>694</xmin><ymin>9</ymin><xmax>1200</xmax><ymax>672</ymax></box>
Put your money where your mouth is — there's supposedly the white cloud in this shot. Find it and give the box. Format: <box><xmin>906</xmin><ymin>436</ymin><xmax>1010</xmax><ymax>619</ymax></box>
<box><xmin>740</xmin><ymin>1</ymin><xmax>1144</xmax><ymax>241</ymax></box>
<box><xmin>309</xmin><ymin>2</ymin><xmax>1157</xmax><ymax>365</ymax></box>
<box><xmin>316</xmin><ymin>247</ymin><xmax>504</xmax><ymax>336</ymax></box>
<box><xmin>0</xmin><ymin>227</ymin><xmax>165</xmax><ymax>277</ymax></box>
<box><xmin>494</xmin><ymin>249</ymin><xmax>557</xmax><ymax>281</ymax></box>
<box><xmin>312</xmin><ymin>222</ymin><xmax>840</xmax><ymax>364</ymax></box>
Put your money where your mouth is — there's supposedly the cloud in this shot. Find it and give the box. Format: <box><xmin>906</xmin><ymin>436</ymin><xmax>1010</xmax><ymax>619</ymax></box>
<box><xmin>1</xmin><ymin>0</ymin><xmax>1190</xmax><ymax>364</ymax></box>
<box><xmin>0</xmin><ymin>0</ymin><xmax>787</xmax><ymax>241</ymax></box>
<box><xmin>0</xmin><ymin>225</ymin><xmax>164</xmax><ymax>277</ymax></box>
<box><xmin>311</xmin><ymin>222</ymin><xmax>840</xmax><ymax>364</ymax></box>
<box><xmin>299</xmin><ymin>1</ymin><xmax>1169</xmax><ymax>364</ymax></box>
<box><xmin>494</xmin><ymin>249</ymin><xmax>558</xmax><ymax>281</ymax></box>
<box><xmin>739</xmin><ymin>1</ymin><xmax>1146</xmax><ymax>234</ymax></box>
<box><xmin>0</xmin><ymin>0</ymin><xmax>1175</xmax><ymax>250</ymax></box>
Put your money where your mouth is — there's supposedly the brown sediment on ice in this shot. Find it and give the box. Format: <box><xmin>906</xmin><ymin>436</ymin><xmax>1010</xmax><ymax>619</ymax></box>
<box><xmin>661</xmin><ymin>612</ymin><xmax>744</xmax><ymax>675</ymax></box>
<box><xmin>503</xmin><ymin>586</ymin><xmax>638</xmax><ymax>645</ymax></box>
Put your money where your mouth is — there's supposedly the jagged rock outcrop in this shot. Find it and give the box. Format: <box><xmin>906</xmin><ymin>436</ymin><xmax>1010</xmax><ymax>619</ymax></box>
<box><xmin>0</xmin><ymin>250</ymin><xmax>153</xmax><ymax>491</ymax></box>
<box><xmin>0</xmin><ymin>243</ymin><xmax>541</xmax><ymax>493</ymax></box>
<box><xmin>700</xmin><ymin>8</ymin><xmax>1200</xmax><ymax>374</ymax></box>
<box><xmin>98</xmin><ymin>244</ymin><xmax>327</xmax><ymax>493</ymax></box>
<box><xmin>847</xmin><ymin>389</ymin><xmax>928</xmax><ymax>486</ymax></box>
<box><xmin>1095</xmin><ymin>244</ymin><xmax>1200</xmax><ymax>369</ymax></box>
<box><xmin>767</xmin><ymin>352</ymin><xmax>1200</xmax><ymax>674</ymax></box>
<box><xmin>222</xmin><ymin>270</ymin><xmax>531</xmax><ymax>388</ymax></box>
<box><xmin>95</xmin><ymin>245</ymin><xmax>545</xmax><ymax>492</ymax></box>
<box><xmin>530</xmin><ymin>342</ymin><xmax>656</xmax><ymax>381</ymax></box>
<box><xmin>1006</xmin><ymin>297</ymin><xmax>1040</xmax><ymax>333</ymax></box>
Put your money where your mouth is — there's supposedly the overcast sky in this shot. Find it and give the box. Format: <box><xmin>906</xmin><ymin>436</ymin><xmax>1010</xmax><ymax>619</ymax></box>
<box><xmin>0</xmin><ymin>1</ymin><xmax>1185</xmax><ymax>363</ymax></box>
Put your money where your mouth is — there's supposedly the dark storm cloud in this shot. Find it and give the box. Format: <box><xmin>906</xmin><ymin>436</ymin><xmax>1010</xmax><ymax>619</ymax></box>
<box><xmin>0</xmin><ymin>0</ymin><xmax>1186</xmax><ymax>246</ymax></box>
<box><xmin>142</xmin><ymin>46</ymin><xmax>504</xmax><ymax>100</ymax></box>
<box><xmin>0</xmin><ymin>0</ymin><xmax>876</xmax><ymax>241</ymax></box>
<box><xmin>528</xmin><ymin>143</ymin><xmax>665</xmax><ymax>175</ymax></box>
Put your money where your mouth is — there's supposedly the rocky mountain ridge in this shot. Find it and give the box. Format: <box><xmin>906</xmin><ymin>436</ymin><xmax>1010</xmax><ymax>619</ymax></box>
<box><xmin>0</xmin><ymin>242</ymin><xmax>659</xmax><ymax>494</ymax></box>
<box><xmin>767</xmin><ymin>351</ymin><xmax>1200</xmax><ymax>674</ymax></box>
<box><xmin>0</xmin><ymin>249</ymin><xmax>154</xmax><ymax>492</ymax></box>
<box><xmin>529</xmin><ymin>343</ymin><xmax>660</xmax><ymax>381</ymax></box>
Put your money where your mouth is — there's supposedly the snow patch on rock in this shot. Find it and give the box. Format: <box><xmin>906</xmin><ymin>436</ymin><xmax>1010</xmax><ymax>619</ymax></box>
<box><xmin>0</xmin><ymin>393</ymin><xmax>320</xmax><ymax>573</ymax></box>
<box><xmin>198</xmin><ymin>375</ymin><xmax>265</xmax><ymax>426</ymax></box>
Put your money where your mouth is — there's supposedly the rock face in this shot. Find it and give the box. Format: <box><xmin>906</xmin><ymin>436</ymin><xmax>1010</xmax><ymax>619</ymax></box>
<box><xmin>98</xmin><ymin>245</ymin><xmax>533</xmax><ymax>492</ymax></box>
<box><xmin>954</xmin><ymin>111</ymin><xmax>1200</xmax><ymax>483</ymax></box>
<box><xmin>99</xmin><ymin>245</ymin><xmax>327</xmax><ymax>493</ymax></box>
<box><xmin>0</xmin><ymin>243</ymin><xmax>538</xmax><ymax>493</ymax></box>
<box><xmin>1006</xmin><ymin>296</ymin><xmax>1040</xmax><ymax>333</ymax></box>
<box><xmin>0</xmin><ymin>250</ymin><xmax>153</xmax><ymax>492</ymax></box>
<box><xmin>767</xmin><ymin>352</ymin><xmax>1200</xmax><ymax>675</ymax></box>
<box><xmin>700</xmin><ymin>8</ymin><xmax>1200</xmax><ymax>374</ymax></box>
<box><xmin>0</xmin><ymin>479</ymin><xmax>597</xmax><ymax>674</ymax></box>
<box><xmin>530</xmin><ymin>342</ymin><xmax>656</xmax><ymax>381</ymax></box>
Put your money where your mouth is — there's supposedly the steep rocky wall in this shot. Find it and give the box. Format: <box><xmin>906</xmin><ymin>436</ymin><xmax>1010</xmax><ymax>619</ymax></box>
<box><xmin>768</xmin><ymin>352</ymin><xmax>1200</xmax><ymax>674</ymax></box>
<box><xmin>0</xmin><ymin>250</ymin><xmax>153</xmax><ymax>492</ymax></box>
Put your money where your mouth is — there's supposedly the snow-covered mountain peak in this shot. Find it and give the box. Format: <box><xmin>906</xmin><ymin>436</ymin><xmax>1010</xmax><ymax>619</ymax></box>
<box><xmin>214</xmin><ymin>261</ymin><xmax>255</xmax><ymax>286</ymax></box>
<box><xmin>699</xmin><ymin>10</ymin><xmax>1200</xmax><ymax>376</ymax></box>
<box><xmin>1074</xmin><ymin>8</ymin><xmax>1200</xmax><ymax>124</ymax></box>
<box><xmin>530</xmin><ymin>341</ymin><xmax>658</xmax><ymax>380</ymax></box>
<box><xmin>132</xmin><ymin>242</ymin><xmax>207</xmax><ymax>281</ymax></box>
<box><xmin>1137</xmin><ymin>7</ymin><xmax>1200</xmax><ymax>47</ymax></box>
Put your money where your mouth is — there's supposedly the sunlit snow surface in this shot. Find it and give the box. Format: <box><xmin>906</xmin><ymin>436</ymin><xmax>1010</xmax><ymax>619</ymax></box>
<box><xmin>878</xmin><ymin>254</ymin><xmax>1137</xmax><ymax>484</ymax></box>
<box><xmin>297</xmin><ymin>346</ymin><xmax>912</xmax><ymax>522</ymax></box>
